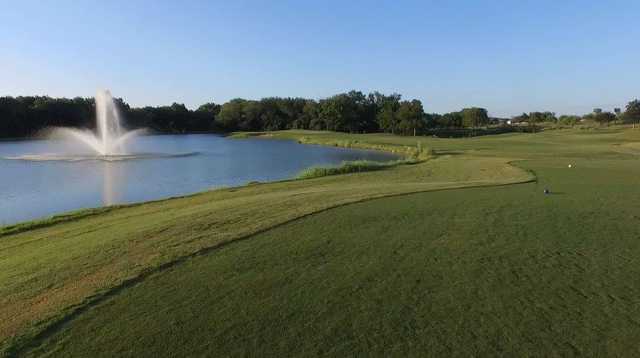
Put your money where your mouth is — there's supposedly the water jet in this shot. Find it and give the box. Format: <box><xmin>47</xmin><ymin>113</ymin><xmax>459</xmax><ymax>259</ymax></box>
<box><xmin>49</xmin><ymin>89</ymin><xmax>145</xmax><ymax>157</ymax></box>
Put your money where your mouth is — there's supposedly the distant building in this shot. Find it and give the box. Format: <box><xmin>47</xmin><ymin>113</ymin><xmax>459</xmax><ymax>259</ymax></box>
<box><xmin>490</xmin><ymin>117</ymin><xmax>510</xmax><ymax>125</ymax></box>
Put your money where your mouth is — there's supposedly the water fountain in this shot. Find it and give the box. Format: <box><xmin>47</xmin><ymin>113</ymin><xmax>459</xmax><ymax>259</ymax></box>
<box><xmin>46</xmin><ymin>89</ymin><xmax>146</xmax><ymax>159</ymax></box>
<box><xmin>5</xmin><ymin>90</ymin><xmax>186</xmax><ymax>161</ymax></box>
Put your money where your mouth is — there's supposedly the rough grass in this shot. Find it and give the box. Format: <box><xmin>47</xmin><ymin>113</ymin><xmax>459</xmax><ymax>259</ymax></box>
<box><xmin>3</xmin><ymin>127</ymin><xmax>640</xmax><ymax>356</ymax></box>
<box><xmin>296</xmin><ymin>159</ymin><xmax>419</xmax><ymax>179</ymax></box>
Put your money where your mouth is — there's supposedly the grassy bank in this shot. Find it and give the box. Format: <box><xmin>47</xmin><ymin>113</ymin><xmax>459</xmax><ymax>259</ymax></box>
<box><xmin>2</xmin><ymin>128</ymin><xmax>640</xmax><ymax>356</ymax></box>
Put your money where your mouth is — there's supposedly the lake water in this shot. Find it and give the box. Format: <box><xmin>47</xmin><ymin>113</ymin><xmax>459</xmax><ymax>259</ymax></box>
<box><xmin>0</xmin><ymin>134</ymin><xmax>397</xmax><ymax>225</ymax></box>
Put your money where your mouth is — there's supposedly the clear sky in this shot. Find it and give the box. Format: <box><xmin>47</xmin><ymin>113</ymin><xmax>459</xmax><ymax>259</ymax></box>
<box><xmin>1</xmin><ymin>0</ymin><xmax>638</xmax><ymax>117</ymax></box>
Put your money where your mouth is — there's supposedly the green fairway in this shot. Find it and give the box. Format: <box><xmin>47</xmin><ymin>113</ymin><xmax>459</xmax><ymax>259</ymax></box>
<box><xmin>2</xmin><ymin>128</ymin><xmax>640</xmax><ymax>356</ymax></box>
<box><xmin>23</xmin><ymin>157</ymin><xmax>640</xmax><ymax>357</ymax></box>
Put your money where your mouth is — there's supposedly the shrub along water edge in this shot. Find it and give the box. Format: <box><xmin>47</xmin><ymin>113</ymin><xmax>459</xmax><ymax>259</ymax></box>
<box><xmin>294</xmin><ymin>138</ymin><xmax>433</xmax><ymax>179</ymax></box>
<box><xmin>295</xmin><ymin>136</ymin><xmax>434</xmax><ymax>160</ymax></box>
<box><xmin>296</xmin><ymin>158</ymin><xmax>421</xmax><ymax>180</ymax></box>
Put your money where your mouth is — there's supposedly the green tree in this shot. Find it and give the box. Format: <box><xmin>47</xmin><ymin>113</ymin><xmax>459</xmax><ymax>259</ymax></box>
<box><xmin>461</xmin><ymin>108</ymin><xmax>489</xmax><ymax>128</ymax></box>
<box><xmin>397</xmin><ymin>100</ymin><xmax>425</xmax><ymax>136</ymax></box>
<box><xmin>292</xmin><ymin>100</ymin><xmax>319</xmax><ymax>129</ymax></box>
<box><xmin>374</xmin><ymin>94</ymin><xmax>401</xmax><ymax>134</ymax></box>
<box><xmin>315</xmin><ymin>92</ymin><xmax>368</xmax><ymax>132</ymax></box>
<box><xmin>217</xmin><ymin>99</ymin><xmax>247</xmax><ymax>130</ymax></box>
<box><xmin>317</xmin><ymin>99</ymin><xmax>342</xmax><ymax>131</ymax></box>
<box><xmin>241</xmin><ymin>101</ymin><xmax>265</xmax><ymax>131</ymax></box>
<box><xmin>193</xmin><ymin>102</ymin><xmax>221</xmax><ymax>131</ymax></box>
<box><xmin>257</xmin><ymin>98</ymin><xmax>286</xmax><ymax>131</ymax></box>
<box><xmin>196</xmin><ymin>102</ymin><xmax>221</xmax><ymax>115</ymax></box>
<box><xmin>558</xmin><ymin>115</ymin><xmax>581</xmax><ymax>126</ymax></box>
<box><xmin>594</xmin><ymin>111</ymin><xmax>616</xmax><ymax>125</ymax></box>
<box><xmin>624</xmin><ymin>99</ymin><xmax>640</xmax><ymax>124</ymax></box>
<box><xmin>377</xmin><ymin>103</ymin><xmax>399</xmax><ymax>134</ymax></box>
<box><xmin>439</xmin><ymin>112</ymin><xmax>463</xmax><ymax>128</ymax></box>
<box><xmin>528</xmin><ymin>112</ymin><xmax>557</xmax><ymax>123</ymax></box>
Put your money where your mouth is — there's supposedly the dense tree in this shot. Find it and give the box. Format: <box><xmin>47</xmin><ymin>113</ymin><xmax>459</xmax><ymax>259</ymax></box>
<box><xmin>193</xmin><ymin>102</ymin><xmax>221</xmax><ymax>131</ymax></box>
<box><xmin>0</xmin><ymin>96</ymin><xmax>96</xmax><ymax>137</ymax></box>
<box><xmin>375</xmin><ymin>94</ymin><xmax>402</xmax><ymax>134</ymax></box>
<box><xmin>292</xmin><ymin>100</ymin><xmax>318</xmax><ymax>129</ymax></box>
<box><xmin>461</xmin><ymin>108</ymin><xmax>489</xmax><ymax>128</ymax></box>
<box><xmin>511</xmin><ymin>112</ymin><xmax>557</xmax><ymax>124</ymax></box>
<box><xmin>582</xmin><ymin>108</ymin><xmax>615</xmax><ymax>125</ymax></box>
<box><xmin>440</xmin><ymin>112</ymin><xmax>464</xmax><ymax>128</ymax></box>
<box><xmin>4</xmin><ymin>91</ymin><xmax>637</xmax><ymax>139</ymax></box>
<box><xmin>217</xmin><ymin>99</ymin><xmax>248</xmax><ymax>131</ymax></box>
<box><xmin>196</xmin><ymin>103</ymin><xmax>219</xmax><ymax>113</ymax></box>
<box><xmin>528</xmin><ymin>112</ymin><xmax>557</xmax><ymax>123</ymax></box>
<box><xmin>594</xmin><ymin>111</ymin><xmax>616</xmax><ymax>124</ymax></box>
<box><xmin>0</xmin><ymin>91</ymin><xmax>418</xmax><ymax>137</ymax></box>
<box><xmin>623</xmin><ymin>99</ymin><xmax>640</xmax><ymax>124</ymax></box>
<box><xmin>558</xmin><ymin>115</ymin><xmax>581</xmax><ymax>126</ymax></box>
<box><xmin>396</xmin><ymin>100</ymin><xmax>425</xmax><ymax>136</ymax></box>
<box><xmin>377</xmin><ymin>103</ymin><xmax>399</xmax><ymax>134</ymax></box>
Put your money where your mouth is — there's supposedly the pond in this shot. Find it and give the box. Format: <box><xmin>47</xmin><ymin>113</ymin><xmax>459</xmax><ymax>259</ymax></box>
<box><xmin>0</xmin><ymin>134</ymin><xmax>397</xmax><ymax>225</ymax></box>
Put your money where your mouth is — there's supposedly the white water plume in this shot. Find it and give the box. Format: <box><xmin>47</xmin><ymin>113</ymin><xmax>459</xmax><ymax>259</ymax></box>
<box><xmin>4</xmin><ymin>90</ymin><xmax>203</xmax><ymax>162</ymax></box>
<box><xmin>49</xmin><ymin>89</ymin><xmax>144</xmax><ymax>156</ymax></box>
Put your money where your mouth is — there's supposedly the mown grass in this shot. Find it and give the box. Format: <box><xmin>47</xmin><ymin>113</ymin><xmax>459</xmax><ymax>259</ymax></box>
<box><xmin>24</xmin><ymin>157</ymin><xmax>640</xmax><ymax>357</ymax></box>
<box><xmin>248</xmin><ymin>128</ymin><xmax>640</xmax><ymax>159</ymax></box>
<box><xmin>2</xmin><ymin>127</ymin><xmax>640</xmax><ymax>356</ymax></box>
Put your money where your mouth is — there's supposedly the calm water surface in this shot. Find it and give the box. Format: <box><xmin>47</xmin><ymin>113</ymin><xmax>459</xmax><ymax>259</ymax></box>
<box><xmin>0</xmin><ymin>134</ymin><xmax>397</xmax><ymax>225</ymax></box>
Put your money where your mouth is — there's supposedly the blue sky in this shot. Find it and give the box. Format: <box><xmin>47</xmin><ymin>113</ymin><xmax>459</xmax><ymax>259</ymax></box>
<box><xmin>1</xmin><ymin>0</ymin><xmax>639</xmax><ymax>117</ymax></box>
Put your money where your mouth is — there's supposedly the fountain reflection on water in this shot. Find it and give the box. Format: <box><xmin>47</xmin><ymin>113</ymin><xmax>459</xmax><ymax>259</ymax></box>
<box><xmin>102</xmin><ymin>162</ymin><xmax>118</xmax><ymax>206</ymax></box>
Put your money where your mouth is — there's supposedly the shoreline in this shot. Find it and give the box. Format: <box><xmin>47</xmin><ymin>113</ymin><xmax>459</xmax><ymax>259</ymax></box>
<box><xmin>0</xmin><ymin>132</ymin><xmax>407</xmax><ymax>231</ymax></box>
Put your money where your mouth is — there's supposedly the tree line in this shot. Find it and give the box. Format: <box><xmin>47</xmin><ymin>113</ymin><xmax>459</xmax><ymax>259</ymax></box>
<box><xmin>511</xmin><ymin>100</ymin><xmax>640</xmax><ymax>126</ymax></box>
<box><xmin>0</xmin><ymin>96</ymin><xmax>222</xmax><ymax>138</ymax></box>
<box><xmin>1</xmin><ymin>91</ymin><xmax>639</xmax><ymax>139</ymax></box>
<box><xmin>216</xmin><ymin>93</ymin><xmax>498</xmax><ymax>137</ymax></box>
<box><xmin>0</xmin><ymin>91</ymin><xmax>490</xmax><ymax>138</ymax></box>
